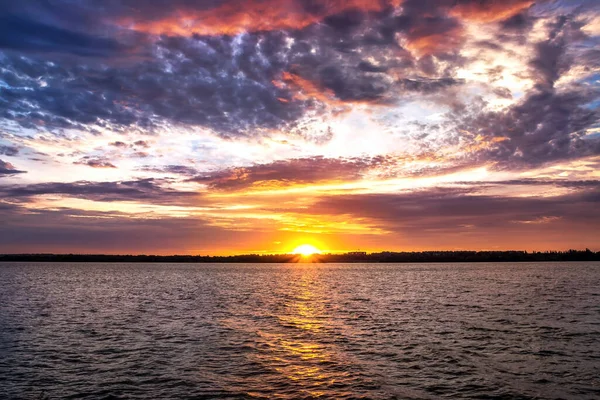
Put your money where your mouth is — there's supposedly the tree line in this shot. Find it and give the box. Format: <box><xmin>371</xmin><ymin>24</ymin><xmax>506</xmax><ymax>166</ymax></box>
<box><xmin>0</xmin><ymin>249</ymin><xmax>598</xmax><ymax>263</ymax></box>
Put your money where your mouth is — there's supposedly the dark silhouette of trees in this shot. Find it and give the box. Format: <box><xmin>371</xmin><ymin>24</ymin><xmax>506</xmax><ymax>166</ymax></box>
<box><xmin>0</xmin><ymin>249</ymin><xmax>598</xmax><ymax>263</ymax></box>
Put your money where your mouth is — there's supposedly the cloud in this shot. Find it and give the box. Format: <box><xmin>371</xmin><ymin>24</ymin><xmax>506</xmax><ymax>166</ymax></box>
<box><xmin>116</xmin><ymin>0</ymin><xmax>402</xmax><ymax>37</ymax></box>
<box><xmin>1</xmin><ymin>177</ymin><xmax>598</xmax><ymax>253</ymax></box>
<box><xmin>2</xmin><ymin>0</ymin><xmax>600</xmax><ymax>256</ymax></box>
<box><xmin>304</xmin><ymin>185</ymin><xmax>600</xmax><ymax>235</ymax></box>
<box><xmin>512</xmin><ymin>215</ymin><xmax>561</xmax><ymax>224</ymax></box>
<box><xmin>0</xmin><ymin>204</ymin><xmax>238</xmax><ymax>254</ymax></box>
<box><xmin>455</xmin><ymin>87</ymin><xmax>600</xmax><ymax>167</ymax></box>
<box><xmin>397</xmin><ymin>12</ymin><xmax>465</xmax><ymax>57</ymax></box>
<box><xmin>189</xmin><ymin>156</ymin><xmax>394</xmax><ymax>190</ymax></box>
<box><xmin>0</xmin><ymin>33</ymin><xmax>308</xmax><ymax>136</ymax></box>
<box><xmin>0</xmin><ymin>199</ymin><xmax>310</xmax><ymax>254</ymax></box>
<box><xmin>109</xmin><ymin>141</ymin><xmax>128</xmax><ymax>148</ymax></box>
<box><xmin>140</xmin><ymin>165</ymin><xmax>198</xmax><ymax>176</ymax></box>
<box><xmin>74</xmin><ymin>157</ymin><xmax>117</xmax><ymax>169</ymax></box>
<box><xmin>500</xmin><ymin>11</ymin><xmax>535</xmax><ymax>33</ymax></box>
<box><xmin>133</xmin><ymin>140</ymin><xmax>150</xmax><ymax>148</ymax></box>
<box><xmin>0</xmin><ymin>0</ymin><xmax>597</xmax><ymax>169</ymax></box>
<box><xmin>0</xmin><ymin>159</ymin><xmax>26</xmax><ymax>176</ymax></box>
<box><xmin>450</xmin><ymin>0</ymin><xmax>534</xmax><ymax>23</ymax></box>
<box><xmin>449</xmin><ymin>15</ymin><xmax>600</xmax><ymax>167</ymax></box>
<box><xmin>529</xmin><ymin>16</ymin><xmax>570</xmax><ymax>90</ymax></box>
<box><xmin>109</xmin><ymin>140</ymin><xmax>151</xmax><ymax>150</ymax></box>
<box><xmin>0</xmin><ymin>10</ymin><xmax>130</xmax><ymax>57</ymax></box>
<box><xmin>0</xmin><ymin>0</ymin><xmax>486</xmax><ymax>138</ymax></box>
<box><xmin>470</xmin><ymin>179</ymin><xmax>600</xmax><ymax>189</ymax></box>
<box><xmin>0</xmin><ymin>178</ymin><xmax>196</xmax><ymax>204</ymax></box>
<box><xmin>0</xmin><ymin>145</ymin><xmax>19</xmax><ymax>156</ymax></box>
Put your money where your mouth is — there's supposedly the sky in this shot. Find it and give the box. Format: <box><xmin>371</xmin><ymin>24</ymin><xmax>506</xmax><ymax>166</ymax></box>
<box><xmin>0</xmin><ymin>0</ymin><xmax>599</xmax><ymax>255</ymax></box>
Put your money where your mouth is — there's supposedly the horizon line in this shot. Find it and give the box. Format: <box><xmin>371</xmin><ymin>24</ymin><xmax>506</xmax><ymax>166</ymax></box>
<box><xmin>1</xmin><ymin>249</ymin><xmax>597</xmax><ymax>257</ymax></box>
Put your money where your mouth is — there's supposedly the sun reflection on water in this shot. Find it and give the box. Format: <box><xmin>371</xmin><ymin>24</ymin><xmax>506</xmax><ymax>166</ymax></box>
<box><xmin>256</xmin><ymin>267</ymin><xmax>354</xmax><ymax>395</ymax></box>
<box><xmin>216</xmin><ymin>265</ymin><xmax>368</xmax><ymax>398</ymax></box>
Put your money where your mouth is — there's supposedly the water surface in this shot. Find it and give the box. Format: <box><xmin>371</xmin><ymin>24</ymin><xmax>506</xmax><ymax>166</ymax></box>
<box><xmin>1</xmin><ymin>262</ymin><xmax>599</xmax><ymax>399</ymax></box>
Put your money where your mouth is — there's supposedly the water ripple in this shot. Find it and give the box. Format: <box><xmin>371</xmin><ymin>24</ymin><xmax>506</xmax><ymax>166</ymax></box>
<box><xmin>1</xmin><ymin>262</ymin><xmax>599</xmax><ymax>399</ymax></box>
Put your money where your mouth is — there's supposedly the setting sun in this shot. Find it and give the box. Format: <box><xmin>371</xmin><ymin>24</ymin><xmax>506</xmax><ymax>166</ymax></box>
<box><xmin>292</xmin><ymin>244</ymin><xmax>322</xmax><ymax>256</ymax></box>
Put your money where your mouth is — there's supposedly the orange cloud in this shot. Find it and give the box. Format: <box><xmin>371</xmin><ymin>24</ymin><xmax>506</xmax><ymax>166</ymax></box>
<box><xmin>451</xmin><ymin>0</ymin><xmax>534</xmax><ymax>23</ymax></box>
<box><xmin>119</xmin><ymin>0</ymin><xmax>403</xmax><ymax>36</ymax></box>
<box><xmin>462</xmin><ymin>134</ymin><xmax>510</xmax><ymax>154</ymax></box>
<box><xmin>276</xmin><ymin>69</ymin><xmax>398</xmax><ymax>108</ymax></box>
<box><xmin>403</xmin><ymin>29</ymin><xmax>465</xmax><ymax>57</ymax></box>
<box><xmin>278</xmin><ymin>72</ymin><xmax>342</xmax><ymax>106</ymax></box>
<box><xmin>398</xmin><ymin>13</ymin><xmax>466</xmax><ymax>57</ymax></box>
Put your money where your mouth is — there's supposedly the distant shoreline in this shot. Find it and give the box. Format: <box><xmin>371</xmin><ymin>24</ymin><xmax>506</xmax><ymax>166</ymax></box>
<box><xmin>1</xmin><ymin>250</ymin><xmax>598</xmax><ymax>263</ymax></box>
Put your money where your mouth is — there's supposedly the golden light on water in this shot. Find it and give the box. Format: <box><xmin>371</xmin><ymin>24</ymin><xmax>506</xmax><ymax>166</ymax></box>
<box><xmin>292</xmin><ymin>244</ymin><xmax>322</xmax><ymax>257</ymax></box>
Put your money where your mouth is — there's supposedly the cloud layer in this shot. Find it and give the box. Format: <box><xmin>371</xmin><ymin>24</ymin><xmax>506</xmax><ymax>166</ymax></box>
<box><xmin>0</xmin><ymin>0</ymin><xmax>599</xmax><ymax>253</ymax></box>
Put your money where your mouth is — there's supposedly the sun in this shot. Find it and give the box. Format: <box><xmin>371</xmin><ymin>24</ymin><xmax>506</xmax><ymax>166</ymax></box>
<box><xmin>293</xmin><ymin>244</ymin><xmax>322</xmax><ymax>257</ymax></box>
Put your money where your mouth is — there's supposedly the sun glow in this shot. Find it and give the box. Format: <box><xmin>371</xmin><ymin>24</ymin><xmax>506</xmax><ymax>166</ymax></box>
<box><xmin>293</xmin><ymin>244</ymin><xmax>322</xmax><ymax>256</ymax></box>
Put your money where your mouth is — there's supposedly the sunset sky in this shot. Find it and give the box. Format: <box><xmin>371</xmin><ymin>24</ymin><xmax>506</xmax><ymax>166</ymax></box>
<box><xmin>0</xmin><ymin>0</ymin><xmax>599</xmax><ymax>254</ymax></box>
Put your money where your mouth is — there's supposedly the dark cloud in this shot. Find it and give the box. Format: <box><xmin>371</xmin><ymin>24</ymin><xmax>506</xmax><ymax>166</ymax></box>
<box><xmin>141</xmin><ymin>165</ymin><xmax>198</xmax><ymax>176</ymax></box>
<box><xmin>1</xmin><ymin>180</ymin><xmax>598</xmax><ymax>253</ymax></box>
<box><xmin>189</xmin><ymin>156</ymin><xmax>394</xmax><ymax>190</ymax></box>
<box><xmin>103</xmin><ymin>0</ymin><xmax>402</xmax><ymax>36</ymax></box>
<box><xmin>0</xmin><ymin>159</ymin><xmax>26</xmax><ymax>176</ymax></box>
<box><xmin>109</xmin><ymin>141</ymin><xmax>128</xmax><ymax>148</ymax></box>
<box><xmin>304</xmin><ymin>185</ymin><xmax>600</xmax><ymax>235</ymax></box>
<box><xmin>74</xmin><ymin>157</ymin><xmax>117</xmax><ymax>169</ymax></box>
<box><xmin>0</xmin><ymin>14</ymin><xmax>128</xmax><ymax>57</ymax></box>
<box><xmin>109</xmin><ymin>140</ymin><xmax>151</xmax><ymax>149</ymax></box>
<box><xmin>0</xmin><ymin>0</ymin><xmax>596</xmax><ymax>169</ymax></box>
<box><xmin>0</xmin><ymin>33</ymin><xmax>305</xmax><ymax>136</ymax></box>
<box><xmin>397</xmin><ymin>77</ymin><xmax>463</xmax><ymax>93</ymax></box>
<box><xmin>0</xmin><ymin>145</ymin><xmax>19</xmax><ymax>156</ymax></box>
<box><xmin>459</xmin><ymin>179</ymin><xmax>600</xmax><ymax>190</ymax></box>
<box><xmin>530</xmin><ymin>17</ymin><xmax>568</xmax><ymax>90</ymax></box>
<box><xmin>280</xmin><ymin>2</ymin><xmax>469</xmax><ymax>104</ymax></box>
<box><xmin>315</xmin><ymin>65</ymin><xmax>392</xmax><ymax>103</ymax></box>
<box><xmin>0</xmin><ymin>204</ymin><xmax>249</xmax><ymax>254</ymax></box>
<box><xmin>450</xmin><ymin>0</ymin><xmax>534</xmax><ymax>23</ymax></box>
<box><xmin>357</xmin><ymin>60</ymin><xmax>389</xmax><ymax>73</ymax></box>
<box><xmin>500</xmin><ymin>12</ymin><xmax>534</xmax><ymax>32</ymax></box>
<box><xmin>133</xmin><ymin>140</ymin><xmax>150</xmax><ymax>148</ymax></box>
<box><xmin>0</xmin><ymin>0</ymin><xmax>473</xmax><ymax>137</ymax></box>
<box><xmin>0</xmin><ymin>55</ymin><xmax>150</xmax><ymax>133</ymax></box>
<box><xmin>0</xmin><ymin>178</ymin><xmax>196</xmax><ymax>204</ymax></box>
<box><xmin>450</xmin><ymin>15</ymin><xmax>600</xmax><ymax>167</ymax></box>
<box><xmin>455</xmin><ymin>87</ymin><xmax>600</xmax><ymax>167</ymax></box>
